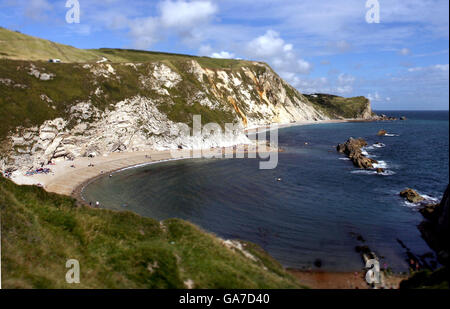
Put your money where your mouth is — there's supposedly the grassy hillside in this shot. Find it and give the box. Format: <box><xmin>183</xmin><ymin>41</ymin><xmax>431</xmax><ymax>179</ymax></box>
<box><xmin>0</xmin><ymin>27</ymin><xmax>251</xmax><ymax>68</ymax></box>
<box><xmin>304</xmin><ymin>93</ymin><xmax>372</xmax><ymax>119</ymax></box>
<box><xmin>0</xmin><ymin>27</ymin><xmax>99</xmax><ymax>62</ymax></box>
<box><xmin>0</xmin><ymin>176</ymin><xmax>303</xmax><ymax>288</ymax></box>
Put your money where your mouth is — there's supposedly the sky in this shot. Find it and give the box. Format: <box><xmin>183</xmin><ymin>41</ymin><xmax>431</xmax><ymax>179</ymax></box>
<box><xmin>0</xmin><ymin>0</ymin><xmax>448</xmax><ymax>110</ymax></box>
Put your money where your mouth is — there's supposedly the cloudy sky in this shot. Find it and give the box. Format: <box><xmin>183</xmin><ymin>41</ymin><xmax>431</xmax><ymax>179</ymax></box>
<box><xmin>1</xmin><ymin>0</ymin><xmax>448</xmax><ymax>110</ymax></box>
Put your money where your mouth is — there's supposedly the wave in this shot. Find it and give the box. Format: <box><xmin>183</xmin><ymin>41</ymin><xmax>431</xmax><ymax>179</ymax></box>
<box><xmin>350</xmin><ymin>169</ymin><xmax>396</xmax><ymax>176</ymax></box>
<box><xmin>384</xmin><ymin>133</ymin><xmax>399</xmax><ymax>137</ymax></box>
<box><xmin>403</xmin><ymin>200</ymin><xmax>418</xmax><ymax>208</ymax></box>
<box><xmin>373</xmin><ymin>160</ymin><xmax>388</xmax><ymax>169</ymax></box>
<box><xmin>421</xmin><ymin>194</ymin><xmax>439</xmax><ymax>203</ymax></box>
<box><xmin>339</xmin><ymin>157</ymin><xmax>350</xmax><ymax>160</ymax></box>
<box><xmin>372</xmin><ymin>143</ymin><xmax>385</xmax><ymax>148</ymax></box>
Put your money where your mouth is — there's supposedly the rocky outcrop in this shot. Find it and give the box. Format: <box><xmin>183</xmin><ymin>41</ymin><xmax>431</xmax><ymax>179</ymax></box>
<box><xmin>418</xmin><ymin>185</ymin><xmax>450</xmax><ymax>265</ymax></box>
<box><xmin>376</xmin><ymin>114</ymin><xmax>398</xmax><ymax>121</ymax></box>
<box><xmin>377</xmin><ymin>129</ymin><xmax>387</xmax><ymax>136</ymax></box>
<box><xmin>400</xmin><ymin>188</ymin><xmax>425</xmax><ymax>204</ymax></box>
<box><xmin>337</xmin><ymin>137</ymin><xmax>378</xmax><ymax>169</ymax></box>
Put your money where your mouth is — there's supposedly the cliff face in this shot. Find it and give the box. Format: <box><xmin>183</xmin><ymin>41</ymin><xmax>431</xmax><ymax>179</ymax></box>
<box><xmin>419</xmin><ymin>185</ymin><xmax>450</xmax><ymax>265</ymax></box>
<box><xmin>0</xmin><ymin>59</ymin><xmax>327</xmax><ymax>172</ymax></box>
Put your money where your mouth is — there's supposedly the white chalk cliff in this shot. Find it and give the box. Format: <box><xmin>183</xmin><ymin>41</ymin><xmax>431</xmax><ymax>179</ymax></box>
<box><xmin>2</xmin><ymin>60</ymin><xmax>328</xmax><ymax>172</ymax></box>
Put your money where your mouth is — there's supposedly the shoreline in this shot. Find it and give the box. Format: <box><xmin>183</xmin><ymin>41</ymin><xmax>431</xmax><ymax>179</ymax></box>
<box><xmin>287</xmin><ymin>269</ymin><xmax>406</xmax><ymax>289</ymax></box>
<box><xmin>11</xmin><ymin>118</ymin><xmax>356</xmax><ymax>199</ymax></box>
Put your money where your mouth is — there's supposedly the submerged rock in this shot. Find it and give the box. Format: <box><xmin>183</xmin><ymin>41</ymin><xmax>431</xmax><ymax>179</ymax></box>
<box><xmin>400</xmin><ymin>188</ymin><xmax>425</xmax><ymax>203</ymax></box>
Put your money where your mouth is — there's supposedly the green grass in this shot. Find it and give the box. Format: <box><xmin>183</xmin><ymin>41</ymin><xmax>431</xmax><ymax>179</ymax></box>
<box><xmin>304</xmin><ymin>93</ymin><xmax>373</xmax><ymax>119</ymax></box>
<box><xmin>0</xmin><ymin>27</ymin><xmax>99</xmax><ymax>62</ymax></box>
<box><xmin>0</xmin><ymin>27</ymin><xmax>254</xmax><ymax>68</ymax></box>
<box><xmin>0</xmin><ymin>176</ymin><xmax>303</xmax><ymax>288</ymax></box>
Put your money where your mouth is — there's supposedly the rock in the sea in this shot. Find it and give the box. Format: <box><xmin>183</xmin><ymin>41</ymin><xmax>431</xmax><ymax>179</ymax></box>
<box><xmin>376</xmin><ymin>168</ymin><xmax>385</xmax><ymax>174</ymax></box>
<box><xmin>337</xmin><ymin>137</ymin><xmax>378</xmax><ymax>169</ymax></box>
<box><xmin>377</xmin><ymin>129</ymin><xmax>387</xmax><ymax>136</ymax></box>
<box><xmin>400</xmin><ymin>116</ymin><xmax>407</xmax><ymax>120</ymax></box>
<box><xmin>400</xmin><ymin>188</ymin><xmax>424</xmax><ymax>203</ymax></box>
<box><xmin>377</xmin><ymin>114</ymin><xmax>398</xmax><ymax>121</ymax></box>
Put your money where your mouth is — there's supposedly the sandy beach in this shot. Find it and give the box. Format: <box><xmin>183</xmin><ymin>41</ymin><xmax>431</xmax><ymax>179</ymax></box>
<box><xmin>10</xmin><ymin>119</ymin><xmax>352</xmax><ymax>198</ymax></box>
<box><xmin>287</xmin><ymin>269</ymin><xmax>407</xmax><ymax>289</ymax></box>
<box><xmin>10</xmin><ymin>142</ymin><xmax>278</xmax><ymax>198</ymax></box>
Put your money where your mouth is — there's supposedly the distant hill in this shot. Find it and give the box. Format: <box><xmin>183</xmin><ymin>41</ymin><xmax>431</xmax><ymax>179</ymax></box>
<box><xmin>304</xmin><ymin>93</ymin><xmax>375</xmax><ymax>119</ymax></box>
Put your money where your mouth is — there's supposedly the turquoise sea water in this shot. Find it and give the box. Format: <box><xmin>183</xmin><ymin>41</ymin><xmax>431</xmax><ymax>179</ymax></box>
<box><xmin>83</xmin><ymin>111</ymin><xmax>449</xmax><ymax>271</ymax></box>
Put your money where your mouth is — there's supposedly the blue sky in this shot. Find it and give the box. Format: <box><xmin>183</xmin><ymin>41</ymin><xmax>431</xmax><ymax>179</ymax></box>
<box><xmin>0</xmin><ymin>0</ymin><xmax>448</xmax><ymax>110</ymax></box>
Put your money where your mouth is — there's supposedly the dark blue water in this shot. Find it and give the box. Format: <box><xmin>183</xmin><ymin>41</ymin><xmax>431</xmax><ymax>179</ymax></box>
<box><xmin>83</xmin><ymin>111</ymin><xmax>449</xmax><ymax>271</ymax></box>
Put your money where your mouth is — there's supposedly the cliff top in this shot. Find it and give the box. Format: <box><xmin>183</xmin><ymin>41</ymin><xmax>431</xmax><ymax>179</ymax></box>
<box><xmin>0</xmin><ymin>27</ymin><xmax>256</xmax><ymax>69</ymax></box>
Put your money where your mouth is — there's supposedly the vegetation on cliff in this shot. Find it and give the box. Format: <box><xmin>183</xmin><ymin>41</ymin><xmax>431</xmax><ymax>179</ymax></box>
<box><xmin>0</xmin><ymin>27</ymin><xmax>249</xmax><ymax>68</ymax></box>
<box><xmin>0</xmin><ymin>176</ymin><xmax>303</xmax><ymax>288</ymax></box>
<box><xmin>304</xmin><ymin>93</ymin><xmax>374</xmax><ymax>119</ymax></box>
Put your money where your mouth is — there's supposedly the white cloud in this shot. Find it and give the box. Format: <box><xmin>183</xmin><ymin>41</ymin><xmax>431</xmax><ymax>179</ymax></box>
<box><xmin>25</xmin><ymin>0</ymin><xmax>52</xmax><ymax>21</ymax></box>
<box><xmin>210</xmin><ymin>51</ymin><xmax>235</xmax><ymax>59</ymax></box>
<box><xmin>128</xmin><ymin>0</ymin><xmax>218</xmax><ymax>49</ymax></box>
<box><xmin>399</xmin><ymin>48</ymin><xmax>411</xmax><ymax>56</ymax></box>
<box><xmin>247</xmin><ymin>30</ymin><xmax>286</xmax><ymax>58</ymax></box>
<box><xmin>334</xmin><ymin>73</ymin><xmax>355</xmax><ymax>94</ymax></box>
<box><xmin>198</xmin><ymin>44</ymin><xmax>213</xmax><ymax>56</ymax></box>
<box><xmin>159</xmin><ymin>0</ymin><xmax>217</xmax><ymax>29</ymax></box>
<box><xmin>288</xmin><ymin>76</ymin><xmax>329</xmax><ymax>94</ymax></box>
<box><xmin>246</xmin><ymin>30</ymin><xmax>312</xmax><ymax>75</ymax></box>
<box><xmin>408</xmin><ymin>64</ymin><xmax>449</xmax><ymax>72</ymax></box>
<box><xmin>129</xmin><ymin>17</ymin><xmax>160</xmax><ymax>49</ymax></box>
<box><xmin>367</xmin><ymin>92</ymin><xmax>381</xmax><ymax>102</ymax></box>
<box><xmin>367</xmin><ymin>92</ymin><xmax>391</xmax><ymax>103</ymax></box>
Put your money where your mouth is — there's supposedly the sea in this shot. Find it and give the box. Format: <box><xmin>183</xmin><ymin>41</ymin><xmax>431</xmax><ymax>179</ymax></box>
<box><xmin>82</xmin><ymin>111</ymin><xmax>449</xmax><ymax>272</ymax></box>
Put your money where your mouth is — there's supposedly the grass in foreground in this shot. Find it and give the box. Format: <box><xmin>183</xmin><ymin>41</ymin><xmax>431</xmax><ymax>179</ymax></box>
<box><xmin>0</xmin><ymin>177</ymin><xmax>303</xmax><ymax>288</ymax></box>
